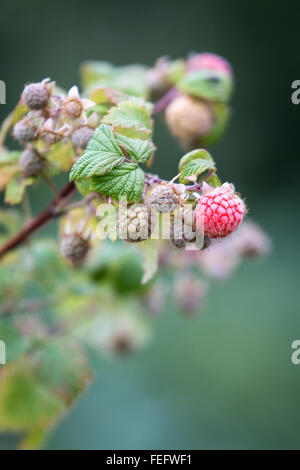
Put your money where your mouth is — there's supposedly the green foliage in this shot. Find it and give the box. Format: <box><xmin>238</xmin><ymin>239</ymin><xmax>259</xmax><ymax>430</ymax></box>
<box><xmin>178</xmin><ymin>148</ymin><xmax>217</xmax><ymax>184</ymax></box>
<box><xmin>177</xmin><ymin>70</ymin><xmax>233</xmax><ymax>102</ymax></box>
<box><xmin>103</xmin><ymin>100</ymin><xmax>153</xmax><ymax>139</ymax></box>
<box><xmin>0</xmin><ymin>52</ymin><xmax>243</xmax><ymax>450</ymax></box>
<box><xmin>69</xmin><ymin>125</ymin><xmax>124</xmax><ymax>180</ymax></box>
<box><xmin>4</xmin><ymin>174</ymin><xmax>34</xmax><ymax>205</ymax></box>
<box><xmin>114</xmin><ymin>133</ymin><xmax>155</xmax><ymax>163</ymax></box>
<box><xmin>90</xmin><ymin>162</ymin><xmax>145</xmax><ymax>202</ymax></box>
<box><xmin>81</xmin><ymin>61</ymin><xmax>148</xmax><ymax>97</ymax></box>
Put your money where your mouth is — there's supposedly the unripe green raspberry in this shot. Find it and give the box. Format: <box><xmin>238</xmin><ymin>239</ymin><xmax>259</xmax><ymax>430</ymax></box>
<box><xmin>118</xmin><ymin>205</ymin><xmax>151</xmax><ymax>243</ymax></box>
<box><xmin>22</xmin><ymin>83</ymin><xmax>48</xmax><ymax>110</ymax></box>
<box><xmin>165</xmin><ymin>95</ymin><xmax>214</xmax><ymax>142</ymax></box>
<box><xmin>19</xmin><ymin>149</ymin><xmax>44</xmax><ymax>177</ymax></box>
<box><xmin>59</xmin><ymin>234</ymin><xmax>89</xmax><ymax>266</ymax></box>
<box><xmin>71</xmin><ymin>126</ymin><xmax>94</xmax><ymax>149</ymax></box>
<box><xmin>13</xmin><ymin>118</ymin><xmax>36</xmax><ymax>143</ymax></box>
<box><xmin>147</xmin><ymin>183</ymin><xmax>182</xmax><ymax>213</ymax></box>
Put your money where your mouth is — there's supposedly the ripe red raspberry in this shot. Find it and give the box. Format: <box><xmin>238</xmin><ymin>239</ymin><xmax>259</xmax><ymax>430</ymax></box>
<box><xmin>195</xmin><ymin>182</ymin><xmax>245</xmax><ymax>238</ymax></box>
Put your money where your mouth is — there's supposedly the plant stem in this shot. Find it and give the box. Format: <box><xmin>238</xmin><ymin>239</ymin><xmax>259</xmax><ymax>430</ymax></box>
<box><xmin>152</xmin><ymin>88</ymin><xmax>178</xmax><ymax>115</ymax></box>
<box><xmin>0</xmin><ymin>182</ymin><xmax>75</xmax><ymax>260</ymax></box>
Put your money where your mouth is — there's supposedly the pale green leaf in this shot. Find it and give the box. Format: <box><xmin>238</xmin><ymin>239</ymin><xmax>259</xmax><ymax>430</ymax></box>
<box><xmin>179</xmin><ymin>149</ymin><xmax>216</xmax><ymax>184</ymax></box>
<box><xmin>115</xmin><ymin>133</ymin><xmax>155</xmax><ymax>163</ymax></box>
<box><xmin>179</xmin><ymin>148</ymin><xmax>214</xmax><ymax>171</ymax></box>
<box><xmin>90</xmin><ymin>162</ymin><xmax>145</xmax><ymax>202</ymax></box>
<box><xmin>102</xmin><ymin>100</ymin><xmax>152</xmax><ymax>138</ymax></box>
<box><xmin>5</xmin><ymin>174</ymin><xmax>34</xmax><ymax>205</ymax></box>
<box><xmin>0</xmin><ymin>150</ymin><xmax>21</xmax><ymax>166</ymax></box>
<box><xmin>177</xmin><ymin>70</ymin><xmax>233</xmax><ymax>102</ymax></box>
<box><xmin>47</xmin><ymin>141</ymin><xmax>74</xmax><ymax>171</ymax></box>
<box><xmin>69</xmin><ymin>124</ymin><xmax>124</xmax><ymax>181</ymax></box>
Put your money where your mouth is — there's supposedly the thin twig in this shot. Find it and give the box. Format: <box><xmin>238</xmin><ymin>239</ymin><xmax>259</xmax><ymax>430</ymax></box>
<box><xmin>0</xmin><ymin>182</ymin><xmax>76</xmax><ymax>259</ymax></box>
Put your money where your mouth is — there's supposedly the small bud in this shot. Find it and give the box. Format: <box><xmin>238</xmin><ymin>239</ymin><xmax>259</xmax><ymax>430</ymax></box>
<box><xmin>62</xmin><ymin>99</ymin><xmax>83</xmax><ymax>119</ymax></box>
<box><xmin>169</xmin><ymin>207</ymin><xmax>197</xmax><ymax>250</ymax></box>
<box><xmin>19</xmin><ymin>149</ymin><xmax>44</xmax><ymax>177</ymax></box>
<box><xmin>22</xmin><ymin>83</ymin><xmax>49</xmax><ymax>110</ymax></box>
<box><xmin>60</xmin><ymin>234</ymin><xmax>89</xmax><ymax>266</ymax></box>
<box><xmin>165</xmin><ymin>95</ymin><xmax>214</xmax><ymax>143</ymax></box>
<box><xmin>62</xmin><ymin>86</ymin><xmax>95</xmax><ymax>119</ymax></box>
<box><xmin>231</xmin><ymin>221</ymin><xmax>271</xmax><ymax>258</ymax></box>
<box><xmin>146</xmin><ymin>182</ymin><xmax>183</xmax><ymax>213</ymax></box>
<box><xmin>174</xmin><ymin>276</ymin><xmax>207</xmax><ymax>314</ymax></box>
<box><xmin>140</xmin><ymin>285</ymin><xmax>165</xmax><ymax>315</ymax></box>
<box><xmin>13</xmin><ymin>118</ymin><xmax>36</xmax><ymax>143</ymax></box>
<box><xmin>71</xmin><ymin>126</ymin><xmax>94</xmax><ymax>149</ymax></box>
<box><xmin>199</xmin><ymin>240</ymin><xmax>239</xmax><ymax>280</ymax></box>
<box><xmin>145</xmin><ymin>57</ymin><xmax>171</xmax><ymax>100</ymax></box>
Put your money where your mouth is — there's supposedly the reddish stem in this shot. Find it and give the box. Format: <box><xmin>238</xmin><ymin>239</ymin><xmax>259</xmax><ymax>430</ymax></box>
<box><xmin>152</xmin><ymin>87</ymin><xmax>178</xmax><ymax>115</ymax></box>
<box><xmin>0</xmin><ymin>182</ymin><xmax>75</xmax><ymax>259</ymax></box>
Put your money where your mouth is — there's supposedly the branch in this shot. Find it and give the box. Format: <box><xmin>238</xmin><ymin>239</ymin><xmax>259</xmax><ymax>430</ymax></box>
<box><xmin>0</xmin><ymin>89</ymin><xmax>196</xmax><ymax>261</ymax></box>
<box><xmin>0</xmin><ymin>182</ymin><xmax>75</xmax><ymax>260</ymax></box>
<box><xmin>152</xmin><ymin>88</ymin><xmax>178</xmax><ymax>115</ymax></box>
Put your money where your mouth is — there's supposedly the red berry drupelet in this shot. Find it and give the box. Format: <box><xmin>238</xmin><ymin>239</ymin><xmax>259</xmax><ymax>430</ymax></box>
<box><xmin>195</xmin><ymin>182</ymin><xmax>246</xmax><ymax>238</ymax></box>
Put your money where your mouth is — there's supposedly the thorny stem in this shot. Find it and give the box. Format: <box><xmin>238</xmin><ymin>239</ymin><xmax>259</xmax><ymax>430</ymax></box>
<box><xmin>0</xmin><ymin>88</ymin><xmax>202</xmax><ymax>260</ymax></box>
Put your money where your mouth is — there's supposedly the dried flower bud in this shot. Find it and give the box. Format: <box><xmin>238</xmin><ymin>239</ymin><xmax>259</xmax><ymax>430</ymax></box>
<box><xmin>146</xmin><ymin>182</ymin><xmax>183</xmax><ymax>213</ymax></box>
<box><xmin>174</xmin><ymin>276</ymin><xmax>207</xmax><ymax>314</ymax></box>
<box><xmin>199</xmin><ymin>239</ymin><xmax>239</xmax><ymax>280</ymax></box>
<box><xmin>231</xmin><ymin>221</ymin><xmax>271</xmax><ymax>258</ymax></box>
<box><xmin>61</xmin><ymin>86</ymin><xmax>95</xmax><ymax>119</ymax></box>
<box><xmin>19</xmin><ymin>149</ymin><xmax>44</xmax><ymax>177</ymax></box>
<box><xmin>62</xmin><ymin>99</ymin><xmax>83</xmax><ymax>119</ymax></box>
<box><xmin>140</xmin><ymin>284</ymin><xmax>166</xmax><ymax>315</ymax></box>
<box><xmin>13</xmin><ymin>118</ymin><xmax>37</xmax><ymax>143</ymax></box>
<box><xmin>118</xmin><ymin>205</ymin><xmax>151</xmax><ymax>243</ymax></box>
<box><xmin>165</xmin><ymin>95</ymin><xmax>214</xmax><ymax>143</ymax></box>
<box><xmin>169</xmin><ymin>207</ymin><xmax>197</xmax><ymax>250</ymax></box>
<box><xmin>60</xmin><ymin>234</ymin><xmax>89</xmax><ymax>266</ymax></box>
<box><xmin>145</xmin><ymin>57</ymin><xmax>171</xmax><ymax>100</ymax></box>
<box><xmin>22</xmin><ymin>82</ymin><xmax>49</xmax><ymax>110</ymax></box>
<box><xmin>71</xmin><ymin>126</ymin><xmax>94</xmax><ymax>149</ymax></box>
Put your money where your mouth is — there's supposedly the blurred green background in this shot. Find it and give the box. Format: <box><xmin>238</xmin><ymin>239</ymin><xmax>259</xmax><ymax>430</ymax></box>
<box><xmin>0</xmin><ymin>0</ymin><xmax>300</xmax><ymax>450</ymax></box>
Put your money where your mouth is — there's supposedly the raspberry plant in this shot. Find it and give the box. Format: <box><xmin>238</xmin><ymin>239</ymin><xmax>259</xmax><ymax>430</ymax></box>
<box><xmin>0</xmin><ymin>52</ymin><xmax>270</xmax><ymax>449</ymax></box>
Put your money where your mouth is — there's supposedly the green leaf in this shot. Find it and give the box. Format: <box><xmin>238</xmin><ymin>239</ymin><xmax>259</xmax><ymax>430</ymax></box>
<box><xmin>201</xmin><ymin>102</ymin><xmax>231</xmax><ymax>146</ymax></box>
<box><xmin>0</xmin><ymin>320</ymin><xmax>30</xmax><ymax>362</ymax></box>
<box><xmin>80</xmin><ymin>61</ymin><xmax>148</xmax><ymax>97</ymax></box>
<box><xmin>5</xmin><ymin>174</ymin><xmax>34</xmax><ymax>205</ymax></box>
<box><xmin>90</xmin><ymin>162</ymin><xmax>145</xmax><ymax>202</ymax></box>
<box><xmin>0</xmin><ymin>362</ymin><xmax>65</xmax><ymax>432</ymax></box>
<box><xmin>0</xmin><ymin>150</ymin><xmax>21</xmax><ymax>166</ymax></box>
<box><xmin>115</xmin><ymin>133</ymin><xmax>155</xmax><ymax>163</ymax></box>
<box><xmin>179</xmin><ymin>149</ymin><xmax>216</xmax><ymax>184</ymax></box>
<box><xmin>86</xmin><ymin>87</ymin><xmax>125</xmax><ymax>106</ymax></box>
<box><xmin>69</xmin><ymin>124</ymin><xmax>124</xmax><ymax>181</ymax></box>
<box><xmin>177</xmin><ymin>70</ymin><xmax>233</xmax><ymax>102</ymax></box>
<box><xmin>102</xmin><ymin>100</ymin><xmax>152</xmax><ymax>139</ymax></box>
<box><xmin>47</xmin><ymin>141</ymin><xmax>74</xmax><ymax>171</ymax></box>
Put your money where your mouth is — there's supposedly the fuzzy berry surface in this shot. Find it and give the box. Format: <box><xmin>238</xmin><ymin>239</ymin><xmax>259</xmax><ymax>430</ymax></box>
<box><xmin>195</xmin><ymin>188</ymin><xmax>245</xmax><ymax>238</ymax></box>
<box><xmin>187</xmin><ymin>53</ymin><xmax>232</xmax><ymax>75</ymax></box>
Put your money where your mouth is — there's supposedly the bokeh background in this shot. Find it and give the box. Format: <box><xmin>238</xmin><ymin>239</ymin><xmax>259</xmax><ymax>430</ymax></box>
<box><xmin>0</xmin><ymin>0</ymin><xmax>300</xmax><ymax>449</ymax></box>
